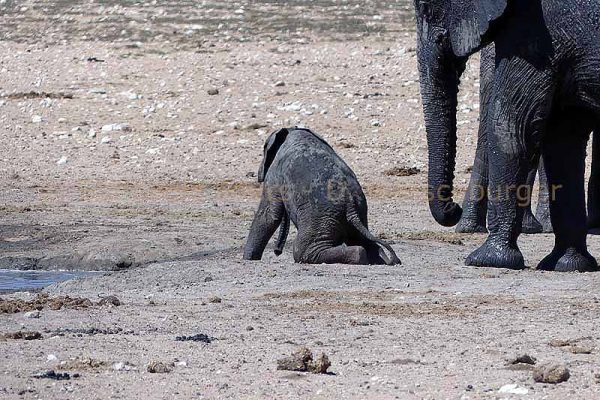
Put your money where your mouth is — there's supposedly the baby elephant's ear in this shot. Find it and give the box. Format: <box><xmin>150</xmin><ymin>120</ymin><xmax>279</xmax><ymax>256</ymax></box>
<box><xmin>258</xmin><ymin>128</ymin><xmax>289</xmax><ymax>182</ymax></box>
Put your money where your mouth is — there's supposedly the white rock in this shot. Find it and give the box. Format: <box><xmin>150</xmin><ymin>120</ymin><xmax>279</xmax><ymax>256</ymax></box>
<box><xmin>24</xmin><ymin>310</ymin><xmax>41</xmax><ymax>318</ymax></box>
<box><xmin>101</xmin><ymin>136</ymin><xmax>112</xmax><ymax>144</ymax></box>
<box><xmin>498</xmin><ymin>384</ymin><xmax>529</xmax><ymax>395</ymax></box>
<box><xmin>47</xmin><ymin>354</ymin><xmax>58</xmax><ymax>362</ymax></box>
<box><xmin>370</xmin><ymin>119</ymin><xmax>382</xmax><ymax>127</ymax></box>
<box><xmin>32</xmin><ymin>115</ymin><xmax>43</xmax><ymax>123</ymax></box>
<box><xmin>278</xmin><ymin>102</ymin><xmax>303</xmax><ymax>112</ymax></box>
<box><xmin>101</xmin><ymin>123</ymin><xmax>131</xmax><ymax>132</ymax></box>
<box><xmin>174</xmin><ymin>361</ymin><xmax>187</xmax><ymax>367</ymax></box>
<box><xmin>113</xmin><ymin>362</ymin><xmax>134</xmax><ymax>371</ymax></box>
<box><xmin>88</xmin><ymin>129</ymin><xmax>97</xmax><ymax>138</ymax></box>
<box><xmin>56</xmin><ymin>156</ymin><xmax>68</xmax><ymax>165</ymax></box>
<box><xmin>146</xmin><ymin>148</ymin><xmax>159</xmax><ymax>155</ymax></box>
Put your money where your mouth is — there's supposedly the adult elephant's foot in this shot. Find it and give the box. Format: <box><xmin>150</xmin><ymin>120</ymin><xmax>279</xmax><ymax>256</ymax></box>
<box><xmin>456</xmin><ymin>218</ymin><xmax>488</xmax><ymax>233</ymax></box>
<box><xmin>537</xmin><ymin>247</ymin><xmax>598</xmax><ymax>272</ymax></box>
<box><xmin>465</xmin><ymin>239</ymin><xmax>525</xmax><ymax>269</ymax></box>
<box><xmin>521</xmin><ymin>210</ymin><xmax>543</xmax><ymax>234</ymax></box>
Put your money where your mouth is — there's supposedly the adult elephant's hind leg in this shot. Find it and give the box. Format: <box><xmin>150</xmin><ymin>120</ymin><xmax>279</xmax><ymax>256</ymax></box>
<box><xmin>588</xmin><ymin>130</ymin><xmax>600</xmax><ymax>232</ymax></box>
<box><xmin>457</xmin><ymin>45</ymin><xmax>494</xmax><ymax>234</ymax></box>
<box><xmin>534</xmin><ymin>157</ymin><xmax>553</xmax><ymax>232</ymax></box>
<box><xmin>521</xmin><ymin>163</ymin><xmax>544</xmax><ymax>234</ymax></box>
<box><xmin>538</xmin><ymin>117</ymin><xmax>597</xmax><ymax>272</ymax></box>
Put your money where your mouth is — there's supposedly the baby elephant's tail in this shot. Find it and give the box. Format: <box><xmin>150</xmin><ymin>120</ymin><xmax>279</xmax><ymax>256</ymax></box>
<box><xmin>347</xmin><ymin>213</ymin><xmax>401</xmax><ymax>266</ymax></box>
<box><xmin>274</xmin><ymin>211</ymin><xmax>290</xmax><ymax>256</ymax></box>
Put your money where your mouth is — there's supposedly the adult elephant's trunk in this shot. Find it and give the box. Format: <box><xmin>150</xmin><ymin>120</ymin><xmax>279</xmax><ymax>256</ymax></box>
<box><xmin>417</xmin><ymin>45</ymin><xmax>465</xmax><ymax>227</ymax></box>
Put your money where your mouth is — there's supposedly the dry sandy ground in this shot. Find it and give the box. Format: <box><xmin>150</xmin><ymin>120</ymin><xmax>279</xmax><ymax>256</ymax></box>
<box><xmin>1</xmin><ymin>1</ymin><xmax>600</xmax><ymax>399</ymax></box>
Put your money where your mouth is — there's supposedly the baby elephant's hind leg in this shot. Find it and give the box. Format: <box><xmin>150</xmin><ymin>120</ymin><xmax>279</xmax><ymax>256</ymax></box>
<box><xmin>313</xmin><ymin>245</ymin><xmax>369</xmax><ymax>265</ymax></box>
<box><xmin>294</xmin><ymin>235</ymin><xmax>369</xmax><ymax>265</ymax></box>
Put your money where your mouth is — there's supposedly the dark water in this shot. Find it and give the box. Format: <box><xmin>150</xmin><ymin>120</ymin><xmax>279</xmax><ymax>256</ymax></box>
<box><xmin>0</xmin><ymin>270</ymin><xmax>99</xmax><ymax>293</ymax></box>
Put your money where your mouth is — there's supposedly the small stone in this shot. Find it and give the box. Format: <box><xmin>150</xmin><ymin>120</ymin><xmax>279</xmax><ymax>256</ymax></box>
<box><xmin>101</xmin><ymin>136</ymin><xmax>112</xmax><ymax>144</ymax></box>
<box><xmin>98</xmin><ymin>296</ymin><xmax>120</xmax><ymax>307</ymax></box>
<box><xmin>56</xmin><ymin>156</ymin><xmax>68</xmax><ymax>165</ymax></box>
<box><xmin>274</xmin><ymin>81</ymin><xmax>285</xmax><ymax>87</ymax></box>
<box><xmin>204</xmin><ymin>276</ymin><xmax>213</xmax><ymax>282</ymax></box>
<box><xmin>370</xmin><ymin>119</ymin><xmax>382</xmax><ymax>127</ymax></box>
<box><xmin>569</xmin><ymin>346</ymin><xmax>592</xmax><ymax>354</ymax></box>
<box><xmin>147</xmin><ymin>361</ymin><xmax>173</xmax><ymax>373</ymax></box>
<box><xmin>207</xmin><ymin>88</ymin><xmax>219</xmax><ymax>96</ymax></box>
<box><xmin>24</xmin><ymin>310</ymin><xmax>41</xmax><ymax>318</ymax></box>
<box><xmin>533</xmin><ymin>363</ymin><xmax>570</xmax><ymax>384</ymax></box>
<box><xmin>510</xmin><ymin>354</ymin><xmax>537</xmax><ymax>365</ymax></box>
<box><xmin>32</xmin><ymin>115</ymin><xmax>43</xmax><ymax>123</ymax></box>
<box><xmin>47</xmin><ymin>354</ymin><xmax>58</xmax><ymax>362</ymax></box>
<box><xmin>88</xmin><ymin>129</ymin><xmax>96</xmax><ymax>138</ymax></box>
<box><xmin>246</xmin><ymin>326</ymin><xmax>254</xmax><ymax>331</ymax></box>
<box><xmin>208</xmin><ymin>296</ymin><xmax>222</xmax><ymax>304</ymax></box>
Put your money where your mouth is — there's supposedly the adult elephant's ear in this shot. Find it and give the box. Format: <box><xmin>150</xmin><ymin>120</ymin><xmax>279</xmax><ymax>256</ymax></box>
<box><xmin>448</xmin><ymin>0</ymin><xmax>508</xmax><ymax>57</ymax></box>
<box><xmin>258</xmin><ymin>128</ymin><xmax>289</xmax><ymax>182</ymax></box>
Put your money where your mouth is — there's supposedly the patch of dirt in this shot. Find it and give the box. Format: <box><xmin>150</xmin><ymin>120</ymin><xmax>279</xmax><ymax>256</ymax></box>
<box><xmin>58</xmin><ymin>357</ymin><xmax>109</xmax><ymax>371</ymax></box>
<box><xmin>0</xmin><ymin>294</ymin><xmax>94</xmax><ymax>313</ymax></box>
<box><xmin>380</xmin><ymin>231</ymin><xmax>468</xmax><ymax>246</ymax></box>
<box><xmin>384</xmin><ymin>166</ymin><xmax>420</xmax><ymax>177</ymax></box>
<box><xmin>2</xmin><ymin>331</ymin><xmax>43</xmax><ymax>340</ymax></box>
<box><xmin>277</xmin><ymin>347</ymin><xmax>331</xmax><ymax>374</ymax></box>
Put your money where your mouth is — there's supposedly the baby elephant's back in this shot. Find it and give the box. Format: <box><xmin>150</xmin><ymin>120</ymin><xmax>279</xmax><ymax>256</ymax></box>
<box><xmin>276</xmin><ymin>131</ymin><xmax>365</xmax><ymax>209</ymax></box>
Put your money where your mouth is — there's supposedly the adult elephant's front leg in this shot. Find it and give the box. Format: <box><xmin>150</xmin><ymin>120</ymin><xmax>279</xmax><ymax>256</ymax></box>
<box><xmin>465</xmin><ymin>62</ymin><xmax>552</xmax><ymax>269</ymax></box>
<box><xmin>465</xmin><ymin>133</ymin><xmax>529</xmax><ymax>269</ymax></box>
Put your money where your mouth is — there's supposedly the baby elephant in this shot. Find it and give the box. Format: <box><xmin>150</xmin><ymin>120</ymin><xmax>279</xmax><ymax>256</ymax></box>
<box><xmin>243</xmin><ymin>127</ymin><xmax>401</xmax><ymax>265</ymax></box>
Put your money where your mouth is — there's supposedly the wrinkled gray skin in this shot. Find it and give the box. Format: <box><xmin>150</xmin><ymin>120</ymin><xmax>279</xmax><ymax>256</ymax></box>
<box><xmin>243</xmin><ymin>128</ymin><xmax>401</xmax><ymax>265</ymax></box>
<box><xmin>414</xmin><ymin>0</ymin><xmax>600</xmax><ymax>271</ymax></box>
<box><xmin>457</xmin><ymin>44</ymin><xmax>599</xmax><ymax>235</ymax></box>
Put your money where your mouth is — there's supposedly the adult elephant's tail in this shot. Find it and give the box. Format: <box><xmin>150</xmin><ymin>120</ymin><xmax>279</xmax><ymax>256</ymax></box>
<box><xmin>347</xmin><ymin>211</ymin><xmax>401</xmax><ymax>266</ymax></box>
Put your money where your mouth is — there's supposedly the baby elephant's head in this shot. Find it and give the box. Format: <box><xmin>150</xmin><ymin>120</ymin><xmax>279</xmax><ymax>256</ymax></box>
<box><xmin>258</xmin><ymin>128</ymin><xmax>290</xmax><ymax>183</ymax></box>
<box><xmin>257</xmin><ymin>127</ymin><xmax>333</xmax><ymax>183</ymax></box>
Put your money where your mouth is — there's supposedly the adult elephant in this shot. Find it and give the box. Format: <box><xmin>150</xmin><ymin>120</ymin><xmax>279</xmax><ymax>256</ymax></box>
<box><xmin>414</xmin><ymin>0</ymin><xmax>600</xmax><ymax>271</ymax></box>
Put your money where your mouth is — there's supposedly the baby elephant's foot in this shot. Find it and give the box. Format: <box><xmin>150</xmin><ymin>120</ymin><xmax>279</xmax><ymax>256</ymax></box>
<box><xmin>537</xmin><ymin>247</ymin><xmax>598</xmax><ymax>272</ymax></box>
<box><xmin>521</xmin><ymin>211</ymin><xmax>543</xmax><ymax>234</ymax></box>
<box><xmin>465</xmin><ymin>239</ymin><xmax>525</xmax><ymax>270</ymax></box>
